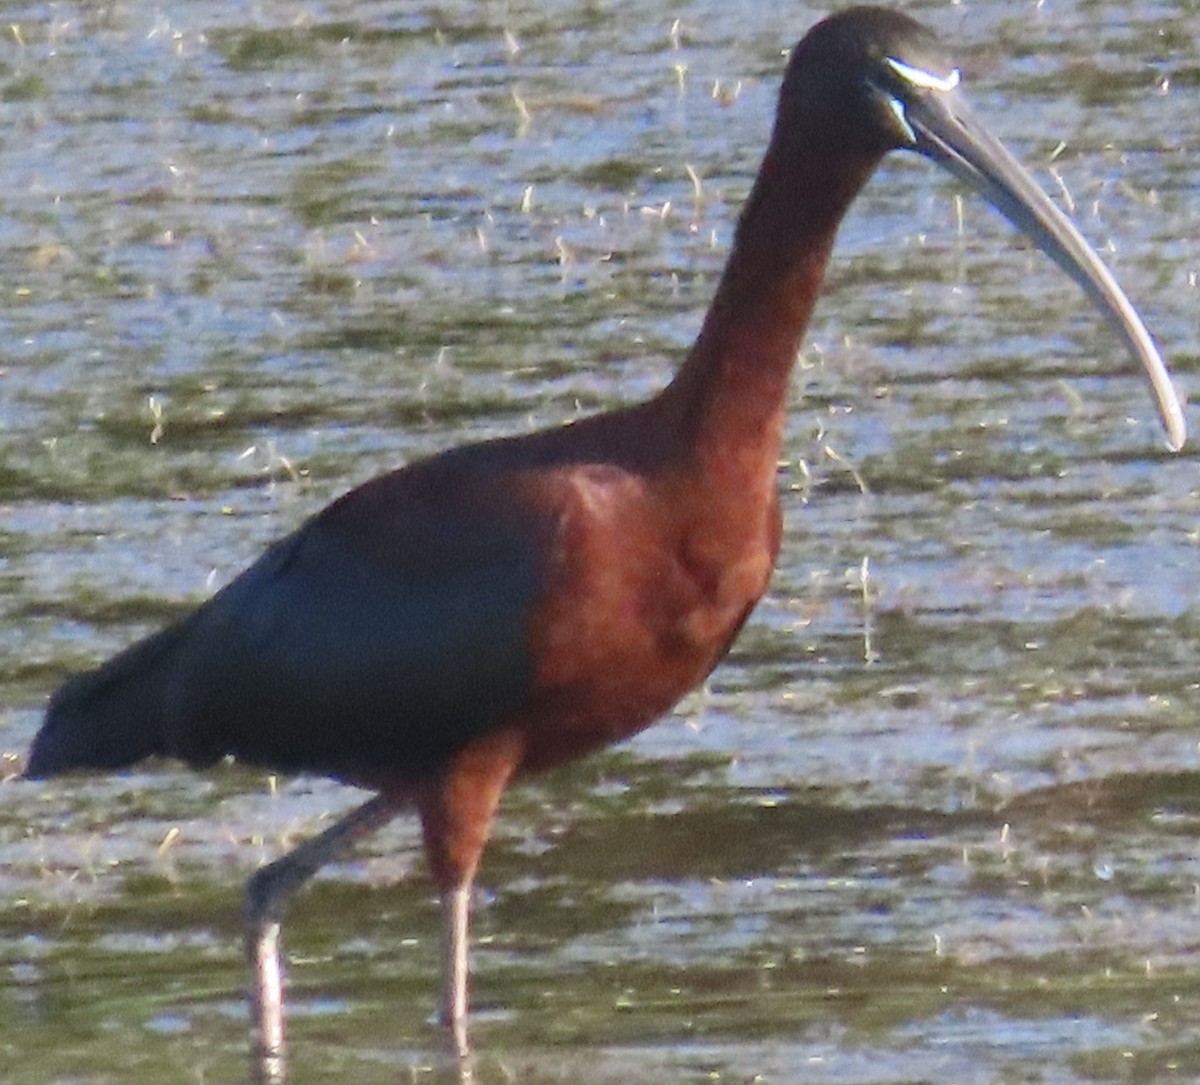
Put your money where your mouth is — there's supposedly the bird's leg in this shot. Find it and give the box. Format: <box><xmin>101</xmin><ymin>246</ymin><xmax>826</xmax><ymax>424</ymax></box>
<box><xmin>249</xmin><ymin>917</ymin><xmax>286</xmax><ymax>1084</ymax></box>
<box><xmin>245</xmin><ymin>793</ymin><xmax>400</xmax><ymax>1083</ymax></box>
<box><xmin>441</xmin><ymin>880</ymin><xmax>472</xmax><ymax>1057</ymax></box>
<box><xmin>416</xmin><ymin>730</ymin><xmax>524</xmax><ymax>1060</ymax></box>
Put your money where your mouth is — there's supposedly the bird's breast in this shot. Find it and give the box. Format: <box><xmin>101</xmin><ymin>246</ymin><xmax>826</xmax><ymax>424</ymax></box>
<box><xmin>511</xmin><ymin>465</ymin><xmax>778</xmax><ymax>772</ymax></box>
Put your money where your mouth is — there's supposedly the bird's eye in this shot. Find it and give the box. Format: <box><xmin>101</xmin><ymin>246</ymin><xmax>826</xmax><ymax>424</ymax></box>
<box><xmin>883</xmin><ymin>56</ymin><xmax>961</xmax><ymax>94</ymax></box>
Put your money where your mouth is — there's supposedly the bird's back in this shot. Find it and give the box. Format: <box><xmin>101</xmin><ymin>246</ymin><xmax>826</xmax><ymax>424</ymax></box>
<box><xmin>26</xmin><ymin>446</ymin><xmax>543</xmax><ymax>783</ymax></box>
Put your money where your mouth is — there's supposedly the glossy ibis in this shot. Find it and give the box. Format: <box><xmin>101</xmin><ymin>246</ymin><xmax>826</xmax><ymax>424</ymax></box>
<box><xmin>25</xmin><ymin>6</ymin><xmax>1186</xmax><ymax>1079</ymax></box>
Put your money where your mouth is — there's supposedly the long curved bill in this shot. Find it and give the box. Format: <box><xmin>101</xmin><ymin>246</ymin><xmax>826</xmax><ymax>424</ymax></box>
<box><xmin>894</xmin><ymin>69</ymin><xmax>1186</xmax><ymax>451</ymax></box>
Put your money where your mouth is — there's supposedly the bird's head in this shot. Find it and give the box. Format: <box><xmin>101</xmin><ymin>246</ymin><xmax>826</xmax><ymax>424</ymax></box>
<box><xmin>770</xmin><ymin>6</ymin><xmax>1185</xmax><ymax>451</ymax></box>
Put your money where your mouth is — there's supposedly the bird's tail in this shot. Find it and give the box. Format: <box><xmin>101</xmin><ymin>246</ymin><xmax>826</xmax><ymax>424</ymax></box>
<box><xmin>24</xmin><ymin>621</ymin><xmax>191</xmax><ymax>779</ymax></box>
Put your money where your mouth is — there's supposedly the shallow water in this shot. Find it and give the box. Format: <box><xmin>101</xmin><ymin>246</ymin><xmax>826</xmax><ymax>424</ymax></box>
<box><xmin>2</xmin><ymin>1</ymin><xmax>1200</xmax><ymax>1083</ymax></box>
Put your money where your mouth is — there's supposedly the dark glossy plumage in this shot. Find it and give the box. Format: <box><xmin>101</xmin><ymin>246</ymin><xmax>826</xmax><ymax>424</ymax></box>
<box><xmin>24</xmin><ymin>7</ymin><xmax>1184</xmax><ymax>1079</ymax></box>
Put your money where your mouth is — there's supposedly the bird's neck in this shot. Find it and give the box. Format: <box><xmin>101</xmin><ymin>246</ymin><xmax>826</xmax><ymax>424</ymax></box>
<box><xmin>658</xmin><ymin>142</ymin><xmax>881</xmax><ymax>480</ymax></box>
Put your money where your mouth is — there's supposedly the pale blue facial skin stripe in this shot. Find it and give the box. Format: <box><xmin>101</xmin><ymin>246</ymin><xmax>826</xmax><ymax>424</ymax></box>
<box><xmin>885</xmin><ymin>57</ymin><xmax>962</xmax><ymax>93</ymax></box>
<box><xmin>880</xmin><ymin>58</ymin><xmax>962</xmax><ymax>142</ymax></box>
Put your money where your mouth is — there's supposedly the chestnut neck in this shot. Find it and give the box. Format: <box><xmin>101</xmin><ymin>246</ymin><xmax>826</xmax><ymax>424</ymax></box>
<box><xmin>657</xmin><ymin>135</ymin><xmax>882</xmax><ymax>481</ymax></box>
